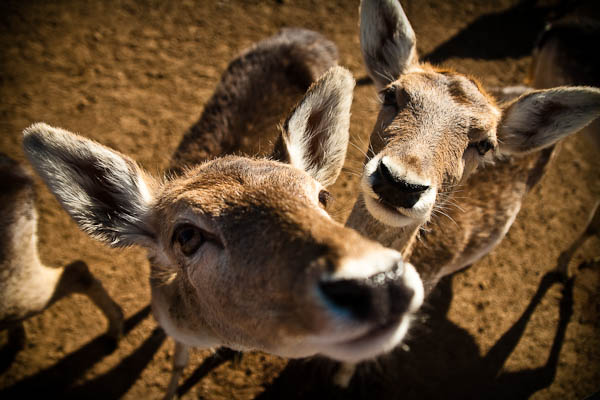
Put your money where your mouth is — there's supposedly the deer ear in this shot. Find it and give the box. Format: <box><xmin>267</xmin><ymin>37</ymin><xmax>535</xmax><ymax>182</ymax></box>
<box><xmin>272</xmin><ymin>66</ymin><xmax>355</xmax><ymax>187</ymax></box>
<box><xmin>359</xmin><ymin>0</ymin><xmax>417</xmax><ymax>89</ymax></box>
<box><xmin>497</xmin><ymin>86</ymin><xmax>600</xmax><ymax>155</ymax></box>
<box><xmin>23</xmin><ymin>123</ymin><xmax>157</xmax><ymax>247</ymax></box>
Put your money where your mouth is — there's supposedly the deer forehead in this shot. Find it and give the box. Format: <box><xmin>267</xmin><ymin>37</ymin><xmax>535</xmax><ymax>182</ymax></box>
<box><xmin>153</xmin><ymin>157</ymin><xmax>330</xmax><ymax>237</ymax></box>
<box><xmin>380</xmin><ymin>69</ymin><xmax>500</xmax><ymax>145</ymax></box>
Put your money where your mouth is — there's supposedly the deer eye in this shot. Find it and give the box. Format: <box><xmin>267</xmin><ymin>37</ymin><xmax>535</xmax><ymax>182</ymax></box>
<box><xmin>380</xmin><ymin>87</ymin><xmax>397</xmax><ymax>107</ymax></box>
<box><xmin>468</xmin><ymin>139</ymin><xmax>495</xmax><ymax>156</ymax></box>
<box><xmin>318</xmin><ymin>189</ymin><xmax>333</xmax><ymax>209</ymax></box>
<box><xmin>173</xmin><ymin>224</ymin><xmax>205</xmax><ymax>257</ymax></box>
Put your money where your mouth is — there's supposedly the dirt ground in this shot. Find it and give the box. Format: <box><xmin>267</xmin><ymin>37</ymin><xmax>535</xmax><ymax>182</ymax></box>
<box><xmin>0</xmin><ymin>0</ymin><xmax>599</xmax><ymax>399</ymax></box>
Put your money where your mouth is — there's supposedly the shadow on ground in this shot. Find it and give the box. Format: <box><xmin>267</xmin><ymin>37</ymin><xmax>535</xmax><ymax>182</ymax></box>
<box><xmin>255</xmin><ymin>270</ymin><xmax>574</xmax><ymax>400</ymax></box>
<box><xmin>0</xmin><ymin>305</ymin><xmax>163</xmax><ymax>399</ymax></box>
<box><xmin>423</xmin><ymin>0</ymin><xmax>578</xmax><ymax>64</ymax></box>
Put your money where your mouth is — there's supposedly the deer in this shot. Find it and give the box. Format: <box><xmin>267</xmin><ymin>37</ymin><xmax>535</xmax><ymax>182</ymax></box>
<box><xmin>22</xmin><ymin>28</ymin><xmax>424</xmax><ymax>400</ymax></box>
<box><xmin>527</xmin><ymin>15</ymin><xmax>600</xmax><ymax>276</ymax></box>
<box><xmin>0</xmin><ymin>153</ymin><xmax>124</xmax><ymax>352</ymax></box>
<box><xmin>334</xmin><ymin>0</ymin><xmax>600</xmax><ymax>387</ymax></box>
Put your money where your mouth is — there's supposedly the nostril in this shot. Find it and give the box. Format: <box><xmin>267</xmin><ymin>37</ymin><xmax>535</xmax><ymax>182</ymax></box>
<box><xmin>372</xmin><ymin>160</ymin><xmax>430</xmax><ymax>209</ymax></box>
<box><xmin>319</xmin><ymin>280</ymin><xmax>372</xmax><ymax>320</ymax></box>
<box><xmin>377</xmin><ymin>161</ymin><xmax>429</xmax><ymax>194</ymax></box>
<box><xmin>376</xmin><ymin>159</ymin><xmax>396</xmax><ymax>185</ymax></box>
<box><xmin>388</xmin><ymin>282</ymin><xmax>414</xmax><ymax>316</ymax></box>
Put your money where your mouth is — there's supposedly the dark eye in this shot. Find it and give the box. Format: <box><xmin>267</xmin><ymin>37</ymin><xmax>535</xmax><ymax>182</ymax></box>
<box><xmin>318</xmin><ymin>190</ymin><xmax>333</xmax><ymax>209</ymax></box>
<box><xmin>173</xmin><ymin>224</ymin><xmax>205</xmax><ymax>257</ymax></box>
<box><xmin>469</xmin><ymin>139</ymin><xmax>495</xmax><ymax>156</ymax></box>
<box><xmin>380</xmin><ymin>87</ymin><xmax>397</xmax><ymax>107</ymax></box>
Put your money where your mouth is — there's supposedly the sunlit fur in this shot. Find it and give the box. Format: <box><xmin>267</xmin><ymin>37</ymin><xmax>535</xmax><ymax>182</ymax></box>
<box><xmin>349</xmin><ymin>0</ymin><xmax>600</xmax><ymax>291</ymax></box>
<box><xmin>335</xmin><ymin>1</ymin><xmax>600</xmax><ymax>388</ymax></box>
<box><xmin>23</xmin><ymin>29</ymin><xmax>424</xmax><ymax>399</ymax></box>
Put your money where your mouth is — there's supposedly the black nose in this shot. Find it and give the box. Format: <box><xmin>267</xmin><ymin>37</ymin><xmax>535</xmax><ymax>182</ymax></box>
<box><xmin>319</xmin><ymin>264</ymin><xmax>414</xmax><ymax>323</ymax></box>
<box><xmin>371</xmin><ymin>159</ymin><xmax>429</xmax><ymax>209</ymax></box>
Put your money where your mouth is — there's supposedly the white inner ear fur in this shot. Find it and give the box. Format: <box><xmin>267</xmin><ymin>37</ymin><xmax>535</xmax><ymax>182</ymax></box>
<box><xmin>499</xmin><ymin>87</ymin><xmax>600</xmax><ymax>155</ymax></box>
<box><xmin>359</xmin><ymin>0</ymin><xmax>417</xmax><ymax>88</ymax></box>
<box><xmin>285</xmin><ymin>67</ymin><xmax>355</xmax><ymax>187</ymax></box>
<box><xmin>23</xmin><ymin>122</ymin><xmax>155</xmax><ymax>247</ymax></box>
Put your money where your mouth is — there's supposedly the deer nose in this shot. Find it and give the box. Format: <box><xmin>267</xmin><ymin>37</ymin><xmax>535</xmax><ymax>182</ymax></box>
<box><xmin>371</xmin><ymin>159</ymin><xmax>429</xmax><ymax>209</ymax></box>
<box><xmin>319</xmin><ymin>263</ymin><xmax>414</xmax><ymax>323</ymax></box>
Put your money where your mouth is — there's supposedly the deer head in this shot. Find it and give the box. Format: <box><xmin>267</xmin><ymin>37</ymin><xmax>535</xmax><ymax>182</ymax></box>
<box><xmin>358</xmin><ymin>0</ymin><xmax>600</xmax><ymax>231</ymax></box>
<box><xmin>23</xmin><ymin>67</ymin><xmax>423</xmax><ymax>362</ymax></box>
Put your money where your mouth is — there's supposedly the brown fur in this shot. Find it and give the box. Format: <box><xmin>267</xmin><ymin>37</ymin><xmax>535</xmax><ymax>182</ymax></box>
<box><xmin>532</xmin><ymin>9</ymin><xmax>600</xmax><ymax>274</ymax></box>
<box><xmin>170</xmin><ymin>28</ymin><xmax>338</xmax><ymax>171</ymax></box>
<box><xmin>335</xmin><ymin>3</ymin><xmax>600</xmax><ymax>386</ymax></box>
<box><xmin>23</xmin><ymin>30</ymin><xmax>423</xmax><ymax>399</ymax></box>
<box><xmin>350</xmin><ymin>0</ymin><xmax>600</xmax><ymax>296</ymax></box>
<box><xmin>0</xmin><ymin>153</ymin><xmax>123</xmax><ymax>337</ymax></box>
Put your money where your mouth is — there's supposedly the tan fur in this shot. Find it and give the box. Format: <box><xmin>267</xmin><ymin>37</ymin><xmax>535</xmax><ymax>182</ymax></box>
<box><xmin>0</xmin><ymin>154</ymin><xmax>123</xmax><ymax>340</ymax></box>
<box><xmin>350</xmin><ymin>0</ymin><xmax>600</xmax><ymax>295</ymax></box>
<box><xmin>23</xmin><ymin>30</ymin><xmax>424</xmax><ymax>399</ymax></box>
<box><xmin>335</xmin><ymin>1</ymin><xmax>600</xmax><ymax>387</ymax></box>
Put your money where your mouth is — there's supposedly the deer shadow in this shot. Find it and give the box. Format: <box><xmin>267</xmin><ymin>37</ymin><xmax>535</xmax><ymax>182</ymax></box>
<box><xmin>255</xmin><ymin>269</ymin><xmax>574</xmax><ymax>400</ymax></box>
<box><xmin>355</xmin><ymin>1</ymin><xmax>577</xmax><ymax>88</ymax></box>
<box><xmin>422</xmin><ymin>0</ymin><xmax>577</xmax><ymax>65</ymax></box>
<box><xmin>0</xmin><ymin>304</ymin><xmax>160</xmax><ymax>399</ymax></box>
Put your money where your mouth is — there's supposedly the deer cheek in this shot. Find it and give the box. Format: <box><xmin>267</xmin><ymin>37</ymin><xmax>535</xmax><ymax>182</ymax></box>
<box><xmin>461</xmin><ymin>148</ymin><xmax>480</xmax><ymax>181</ymax></box>
<box><xmin>186</xmin><ymin>243</ymin><xmax>225</xmax><ymax>292</ymax></box>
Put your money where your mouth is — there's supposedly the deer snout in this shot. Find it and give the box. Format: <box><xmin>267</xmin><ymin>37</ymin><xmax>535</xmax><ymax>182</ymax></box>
<box><xmin>319</xmin><ymin>261</ymin><xmax>414</xmax><ymax>324</ymax></box>
<box><xmin>311</xmin><ymin>252</ymin><xmax>424</xmax><ymax>362</ymax></box>
<box><xmin>372</xmin><ymin>158</ymin><xmax>429</xmax><ymax>209</ymax></box>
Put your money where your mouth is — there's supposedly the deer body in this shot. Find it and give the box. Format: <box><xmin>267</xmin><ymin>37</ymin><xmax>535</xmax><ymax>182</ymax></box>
<box><xmin>171</xmin><ymin>28</ymin><xmax>338</xmax><ymax>170</ymax></box>
<box><xmin>0</xmin><ymin>154</ymin><xmax>123</xmax><ymax>341</ymax></box>
<box><xmin>23</xmin><ymin>29</ymin><xmax>424</xmax><ymax>398</ymax></box>
<box><xmin>0</xmin><ymin>157</ymin><xmax>60</xmax><ymax>324</ymax></box>
<box><xmin>529</xmin><ymin>16</ymin><xmax>600</xmax><ymax>273</ymax></box>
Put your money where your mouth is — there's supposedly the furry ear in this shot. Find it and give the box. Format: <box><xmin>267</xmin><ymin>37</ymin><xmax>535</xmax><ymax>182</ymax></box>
<box><xmin>359</xmin><ymin>0</ymin><xmax>417</xmax><ymax>89</ymax></box>
<box><xmin>497</xmin><ymin>86</ymin><xmax>600</xmax><ymax>155</ymax></box>
<box><xmin>23</xmin><ymin>123</ymin><xmax>156</xmax><ymax>247</ymax></box>
<box><xmin>272</xmin><ymin>66</ymin><xmax>355</xmax><ymax>187</ymax></box>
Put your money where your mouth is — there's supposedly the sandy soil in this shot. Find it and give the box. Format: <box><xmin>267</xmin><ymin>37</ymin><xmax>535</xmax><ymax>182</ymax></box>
<box><xmin>0</xmin><ymin>0</ymin><xmax>598</xmax><ymax>399</ymax></box>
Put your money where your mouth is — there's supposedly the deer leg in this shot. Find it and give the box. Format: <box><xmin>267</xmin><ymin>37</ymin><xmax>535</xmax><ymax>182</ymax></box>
<box><xmin>556</xmin><ymin>200</ymin><xmax>600</xmax><ymax>277</ymax></box>
<box><xmin>164</xmin><ymin>340</ymin><xmax>189</xmax><ymax>400</ymax></box>
<box><xmin>52</xmin><ymin>260</ymin><xmax>124</xmax><ymax>339</ymax></box>
<box><xmin>7</xmin><ymin>322</ymin><xmax>26</xmax><ymax>350</ymax></box>
<box><xmin>0</xmin><ymin>322</ymin><xmax>26</xmax><ymax>374</ymax></box>
<box><xmin>333</xmin><ymin>361</ymin><xmax>357</xmax><ymax>388</ymax></box>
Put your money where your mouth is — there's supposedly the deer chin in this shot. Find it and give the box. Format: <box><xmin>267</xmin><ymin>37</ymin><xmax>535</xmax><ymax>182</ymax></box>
<box><xmin>322</xmin><ymin>315</ymin><xmax>411</xmax><ymax>362</ymax></box>
<box><xmin>359</xmin><ymin>169</ymin><xmax>436</xmax><ymax>228</ymax></box>
<box><xmin>362</xmin><ymin>193</ymin><xmax>431</xmax><ymax>228</ymax></box>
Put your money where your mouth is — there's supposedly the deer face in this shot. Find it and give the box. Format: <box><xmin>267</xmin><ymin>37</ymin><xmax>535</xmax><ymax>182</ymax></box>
<box><xmin>148</xmin><ymin>156</ymin><xmax>422</xmax><ymax>359</ymax></box>
<box><xmin>358</xmin><ymin>0</ymin><xmax>501</xmax><ymax>228</ymax></box>
<box><xmin>361</xmin><ymin>67</ymin><xmax>500</xmax><ymax>227</ymax></box>
<box><xmin>23</xmin><ymin>67</ymin><xmax>424</xmax><ymax>362</ymax></box>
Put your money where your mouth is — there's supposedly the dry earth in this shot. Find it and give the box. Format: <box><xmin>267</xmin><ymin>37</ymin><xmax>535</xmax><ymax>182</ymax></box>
<box><xmin>0</xmin><ymin>0</ymin><xmax>598</xmax><ymax>399</ymax></box>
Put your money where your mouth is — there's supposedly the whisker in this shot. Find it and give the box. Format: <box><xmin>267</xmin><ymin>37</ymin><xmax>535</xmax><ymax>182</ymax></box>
<box><xmin>349</xmin><ymin>140</ymin><xmax>370</xmax><ymax>161</ymax></box>
<box><xmin>433</xmin><ymin>207</ymin><xmax>459</xmax><ymax>228</ymax></box>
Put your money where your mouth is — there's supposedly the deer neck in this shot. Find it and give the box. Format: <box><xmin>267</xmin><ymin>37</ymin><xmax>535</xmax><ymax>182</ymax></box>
<box><xmin>346</xmin><ymin>193</ymin><xmax>421</xmax><ymax>257</ymax></box>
